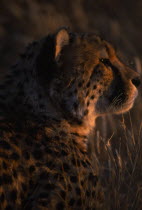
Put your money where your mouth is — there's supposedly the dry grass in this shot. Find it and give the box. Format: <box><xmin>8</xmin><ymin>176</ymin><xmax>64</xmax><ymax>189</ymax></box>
<box><xmin>91</xmin><ymin>113</ymin><xmax>142</xmax><ymax>209</ymax></box>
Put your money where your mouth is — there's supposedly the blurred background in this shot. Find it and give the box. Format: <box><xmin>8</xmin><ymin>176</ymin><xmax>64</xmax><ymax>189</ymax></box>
<box><xmin>0</xmin><ymin>0</ymin><xmax>142</xmax><ymax>140</ymax></box>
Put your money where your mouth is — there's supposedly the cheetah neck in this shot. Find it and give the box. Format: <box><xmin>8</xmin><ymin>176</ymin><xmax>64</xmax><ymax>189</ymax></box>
<box><xmin>44</xmin><ymin>117</ymin><xmax>96</xmax><ymax>152</ymax></box>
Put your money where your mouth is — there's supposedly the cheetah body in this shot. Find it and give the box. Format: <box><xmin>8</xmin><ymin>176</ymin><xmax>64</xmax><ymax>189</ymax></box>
<box><xmin>0</xmin><ymin>28</ymin><xmax>139</xmax><ymax>209</ymax></box>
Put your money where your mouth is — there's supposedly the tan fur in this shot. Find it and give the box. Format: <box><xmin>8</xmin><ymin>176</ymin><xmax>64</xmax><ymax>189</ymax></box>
<box><xmin>0</xmin><ymin>28</ymin><xmax>140</xmax><ymax>209</ymax></box>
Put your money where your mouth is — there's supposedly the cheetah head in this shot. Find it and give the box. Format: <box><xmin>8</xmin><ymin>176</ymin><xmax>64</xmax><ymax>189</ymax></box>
<box><xmin>43</xmin><ymin>28</ymin><xmax>140</xmax><ymax>125</ymax></box>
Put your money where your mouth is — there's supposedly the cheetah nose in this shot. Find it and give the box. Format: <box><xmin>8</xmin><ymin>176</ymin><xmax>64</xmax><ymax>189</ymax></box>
<box><xmin>131</xmin><ymin>77</ymin><xmax>141</xmax><ymax>87</ymax></box>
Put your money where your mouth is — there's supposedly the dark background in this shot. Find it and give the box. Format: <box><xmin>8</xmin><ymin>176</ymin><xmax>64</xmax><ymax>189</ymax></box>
<box><xmin>0</xmin><ymin>0</ymin><xmax>142</xmax><ymax>139</ymax></box>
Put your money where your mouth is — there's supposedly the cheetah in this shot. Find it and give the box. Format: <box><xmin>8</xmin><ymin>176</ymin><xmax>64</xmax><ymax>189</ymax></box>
<box><xmin>0</xmin><ymin>27</ymin><xmax>140</xmax><ymax>210</ymax></box>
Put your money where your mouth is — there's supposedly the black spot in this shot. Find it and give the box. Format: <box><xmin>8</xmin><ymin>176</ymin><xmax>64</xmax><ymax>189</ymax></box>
<box><xmin>25</xmin><ymin>138</ymin><xmax>33</xmax><ymax>146</ymax></box>
<box><xmin>0</xmin><ymin>176</ymin><xmax>2</xmax><ymax>185</ymax></box>
<box><xmin>58</xmin><ymin>174</ymin><xmax>64</xmax><ymax>181</ymax></box>
<box><xmin>20</xmin><ymin>192</ymin><xmax>25</xmax><ymax>200</ymax></box>
<box><xmin>71</xmin><ymin>158</ymin><xmax>76</xmax><ymax>165</ymax></box>
<box><xmin>40</xmin><ymin>172</ymin><xmax>49</xmax><ymax>180</ymax></box>
<box><xmin>61</xmin><ymin>150</ymin><xmax>68</xmax><ymax>156</ymax></box>
<box><xmin>10</xmin><ymin>137</ymin><xmax>18</xmax><ymax>145</ymax></box>
<box><xmin>67</xmin><ymin>184</ymin><xmax>72</xmax><ymax>191</ymax></box>
<box><xmin>86</xmin><ymin>190</ymin><xmax>91</xmax><ymax>197</ymax></box>
<box><xmin>9</xmin><ymin>189</ymin><xmax>17</xmax><ymax>202</ymax></box>
<box><xmin>62</xmin><ymin>163</ymin><xmax>70</xmax><ymax>172</ymax></box>
<box><xmin>74</xmin><ymin>89</ymin><xmax>77</xmax><ymax>94</ymax></box>
<box><xmin>92</xmin><ymin>191</ymin><xmax>96</xmax><ymax>197</ymax></box>
<box><xmin>78</xmin><ymin>81</ymin><xmax>83</xmax><ymax>87</ymax></box>
<box><xmin>89</xmin><ymin>173</ymin><xmax>98</xmax><ymax>186</ymax></box>
<box><xmin>13</xmin><ymin>170</ymin><xmax>18</xmax><ymax>178</ymax></box>
<box><xmin>41</xmin><ymin>184</ymin><xmax>54</xmax><ymax>192</ymax></box>
<box><xmin>73</xmin><ymin>102</ymin><xmax>78</xmax><ymax>110</ymax></box>
<box><xmin>44</xmin><ymin>147</ymin><xmax>53</xmax><ymax>154</ymax></box>
<box><xmin>86</xmin><ymin>81</ymin><xmax>90</xmax><ymax>88</ymax></box>
<box><xmin>87</xmin><ymin>101</ymin><xmax>90</xmax><ymax>106</ymax></box>
<box><xmin>38</xmin><ymin>200</ymin><xmax>48</xmax><ymax>207</ymax></box>
<box><xmin>81</xmin><ymin>160</ymin><xmax>88</xmax><ymax>168</ymax></box>
<box><xmin>17</xmin><ymin>165</ymin><xmax>26</xmax><ymax>177</ymax></box>
<box><xmin>34</xmin><ymin>142</ymin><xmax>42</xmax><ymax>148</ymax></box>
<box><xmin>60</xmin><ymin>190</ymin><xmax>66</xmax><ymax>199</ymax></box>
<box><xmin>70</xmin><ymin>175</ymin><xmax>78</xmax><ymax>183</ymax></box>
<box><xmin>0</xmin><ymin>193</ymin><xmax>5</xmax><ymax>203</ymax></box>
<box><xmin>3</xmin><ymin>174</ymin><xmax>13</xmax><ymax>184</ymax></box>
<box><xmin>69</xmin><ymin>198</ymin><xmax>75</xmax><ymax>206</ymax></box>
<box><xmin>90</xmin><ymin>95</ymin><xmax>95</xmax><ymax>100</ymax></box>
<box><xmin>81</xmin><ymin>180</ymin><xmax>84</xmax><ymax>186</ymax></box>
<box><xmin>2</xmin><ymin>161</ymin><xmax>8</xmax><ymax>170</ymax></box>
<box><xmin>39</xmin><ymin>192</ymin><xmax>49</xmax><ymax>198</ymax></box>
<box><xmin>76</xmin><ymin>198</ymin><xmax>82</xmax><ymax>206</ymax></box>
<box><xmin>86</xmin><ymin>90</ymin><xmax>89</xmax><ymax>97</ymax></box>
<box><xmin>56</xmin><ymin>202</ymin><xmax>65</xmax><ymax>210</ymax></box>
<box><xmin>72</xmin><ymin>158</ymin><xmax>81</xmax><ymax>167</ymax></box>
<box><xmin>46</xmin><ymin>160</ymin><xmax>55</xmax><ymax>169</ymax></box>
<box><xmin>22</xmin><ymin>183</ymin><xmax>27</xmax><ymax>192</ymax></box>
<box><xmin>10</xmin><ymin>152</ymin><xmax>20</xmax><ymax>161</ymax></box>
<box><xmin>29</xmin><ymin>165</ymin><xmax>36</xmax><ymax>174</ymax></box>
<box><xmin>23</xmin><ymin>151</ymin><xmax>30</xmax><ymax>160</ymax></box>
<box><xmin>36</xmin><ymin>162</ymin><xmax>42</xmax><ymax>167</ymax></box>
<box><xmin>76</xmin><ymin>187</ymin><xmax>81</xmax><ymax>195</ymax></box>
<box><xmin>53</xmin><ymin>173</ymin><xmax>59</xmax><ymax>179</ymax></box>
<box><xmin>84</xmin><ymin>109</ymin><xmax>89</xmax><ymax>116</ymax></box>
<box><xmin>86</xmin><ymin>160</ymin><xmax>91</xmax><ymax>166</ymax></box>
<box><xmin>32</xmin><ymin>149</ymin><xmax>43</xmax><ymax>160</ymax></box>
<box><xmin>0</xmin><ymin>141</ymin><xmax>11</xmax><ymax>150</ymax></box>
<box><xmin>93</xmin><ymin>85</ymin><xmax>97</xmax><ymax>89</ymax></box>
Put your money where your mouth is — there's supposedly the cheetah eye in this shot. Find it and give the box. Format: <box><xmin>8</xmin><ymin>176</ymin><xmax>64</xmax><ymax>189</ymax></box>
<box><xmin>100</xmin><ymin>58</ymin><xmax>111</xmax><ymax>67</ymax></box>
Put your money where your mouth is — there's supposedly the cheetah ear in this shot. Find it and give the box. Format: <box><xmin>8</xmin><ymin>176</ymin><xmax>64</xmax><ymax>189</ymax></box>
<box><xmin>55</xmin><ymin>28</ymin><xmax>70</xmax><ymax>60</ymax></box>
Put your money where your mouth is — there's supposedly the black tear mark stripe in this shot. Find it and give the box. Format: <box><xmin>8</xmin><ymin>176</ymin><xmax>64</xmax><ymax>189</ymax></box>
<box><xmin>100</xmin><ymin>58</ymin><xmax>120</xmax><ymax>75</ymax></box>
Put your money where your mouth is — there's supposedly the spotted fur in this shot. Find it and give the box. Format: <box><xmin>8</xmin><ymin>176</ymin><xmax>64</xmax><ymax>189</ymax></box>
<box><xmin>0</xmin><ymin>28</ymin><xmax>140</xmax><ymax>209</ymax></box>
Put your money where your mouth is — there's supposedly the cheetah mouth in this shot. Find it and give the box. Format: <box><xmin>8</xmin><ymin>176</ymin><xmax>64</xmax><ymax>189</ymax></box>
<box><xmin>96</xmin><ymin>88</ymin><xmax>138</xmax><ymax>115</ymax></box>
<box><xmin>114</xmin><ymin>90</ymin><xmax>138</xmax><ymax>114</ymax></box>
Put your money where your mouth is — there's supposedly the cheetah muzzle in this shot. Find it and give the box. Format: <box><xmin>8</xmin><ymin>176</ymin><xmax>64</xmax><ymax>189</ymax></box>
<box><xmin>0</xmin><ymin>27</ymin><xmax>140</xmax><ymax>209</ymax></box>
